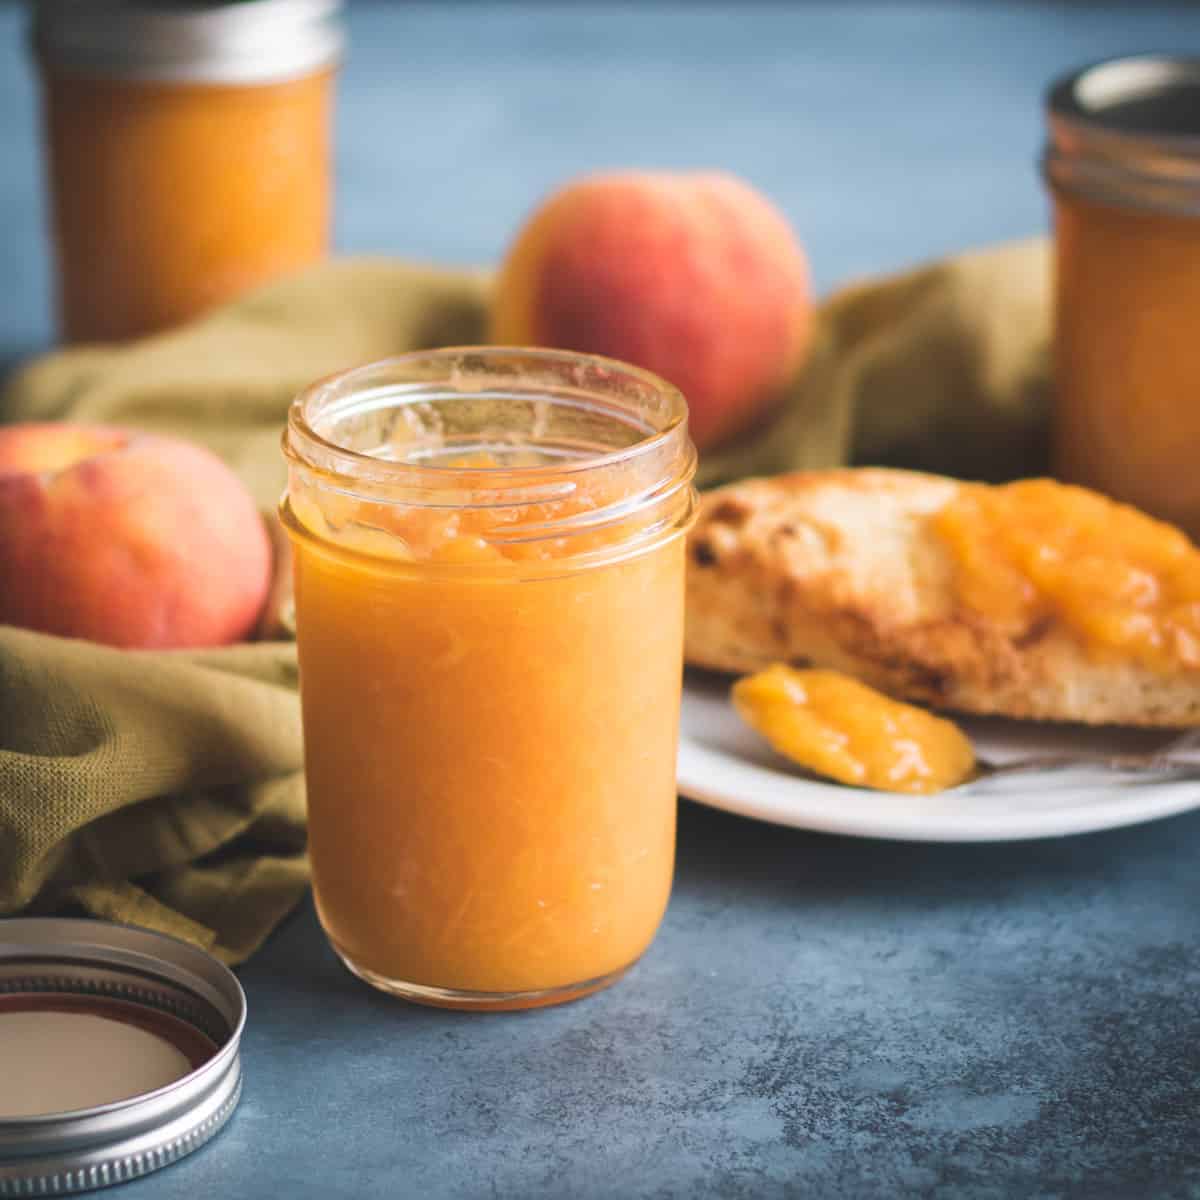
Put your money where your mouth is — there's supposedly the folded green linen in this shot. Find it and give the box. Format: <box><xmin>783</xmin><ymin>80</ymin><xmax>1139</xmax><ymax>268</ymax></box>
<box><xmin>0</xmin><ymin>240</ymin><xmax>1051</xmax><ymax>962</ymax></box>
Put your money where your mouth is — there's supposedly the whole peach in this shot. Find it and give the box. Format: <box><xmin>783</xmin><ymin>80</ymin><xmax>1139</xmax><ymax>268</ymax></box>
<box><xmin>490</xmin><ymin>171</ymin><xmax>813</xmax><ymax>451</ymax></box>
<box><xmin>0</xmin><ymin>423</ymin><xmax>272</xmax><ymax>648</ymax></box>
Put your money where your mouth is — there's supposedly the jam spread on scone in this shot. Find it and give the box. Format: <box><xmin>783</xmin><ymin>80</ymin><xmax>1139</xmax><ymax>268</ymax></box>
<box><xmin>935</xmin><ymin>479</ymin><xmax>1200</xmax><ymax>673</ymax></box>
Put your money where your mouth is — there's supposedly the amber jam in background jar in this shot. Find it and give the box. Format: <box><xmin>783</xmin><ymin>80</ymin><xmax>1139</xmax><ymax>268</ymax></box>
<box><xmin>33</xmin><ymin>0</ymin><xmax>343</xmax><ymax>343</ymax></box>
<box><xmin>282</xmin><ymin>349</ymin><xmax>698</xmax><ymax>1011</ymax></box>
<box><xmin>1044</xmin><ymin>56</ymin><xmax>1200</xmax><ymax>538</ymax></box>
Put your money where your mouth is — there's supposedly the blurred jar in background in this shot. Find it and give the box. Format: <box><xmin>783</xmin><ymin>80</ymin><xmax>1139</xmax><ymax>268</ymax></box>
<box><xmin>1044</xmin><ymin>56</ymin><xmax>1200</xmax><ymax>538</ymax></box>
<box><xmin>33</xmin><ymin>0</ymin><xmax>343</xmax><ymax>343</ymax></box>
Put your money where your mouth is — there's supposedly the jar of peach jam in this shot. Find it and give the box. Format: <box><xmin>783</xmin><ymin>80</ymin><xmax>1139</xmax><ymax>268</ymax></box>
<box><xmin>281</xmin><ymin>349</ymin><xmax>698</xmax><ymax>1010</ymax></box>
<box><xmin>1045</xmin><ymin>56</ymin><xmax>1200</xmax><ymax>537</ymax></box>
<box><xmin>33</xmin><ymin>0</ymin><xmax>343</xmax><ymax>343</ymax></box>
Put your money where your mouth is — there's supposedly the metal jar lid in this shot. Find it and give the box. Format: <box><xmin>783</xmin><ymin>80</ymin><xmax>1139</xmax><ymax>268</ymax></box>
<box><xmin>0</xmin><ymin>918</ymin><xmax>246</xmax><ymax>1196</ymax></box>
<box><xmin>32</xmin><ymin>0</ymin><xmax>345</xmax><ymax>85</ymax></box>
<box><xmin>1043</xmin><ymin>55</ymin><xmax>1200</xmax><ymax>218</ymax></box>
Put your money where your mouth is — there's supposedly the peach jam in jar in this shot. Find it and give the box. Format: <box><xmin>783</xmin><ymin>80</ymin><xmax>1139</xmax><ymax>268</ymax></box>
<box><xmin>33</xmin><ymin>0</ymin><xmax>342</xmax><ymax>342</ymax></box>
<box><xmin>282</xmin><ymin>349</ymin><xmax>698</xmax><ymax>1010</ymax></box>
<box><xmin>1045</xmin><ymin>56</ymin><xmax>1200</xmax><ymax>537</ymax></box>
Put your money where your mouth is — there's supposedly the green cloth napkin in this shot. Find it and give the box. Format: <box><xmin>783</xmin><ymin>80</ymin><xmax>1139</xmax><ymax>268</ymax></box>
<box><xmin>0</xmin><ymin>630</ymin><xmax>304</xmax><ymax>963</ymax></box>
<box><xmin>0</xmin><ymin>241</ymin><xmax>1051</xmax><ymax>963</ymax></box>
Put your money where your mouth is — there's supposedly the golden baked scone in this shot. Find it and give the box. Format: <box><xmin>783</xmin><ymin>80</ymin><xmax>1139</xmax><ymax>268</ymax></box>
<box><xmin>685</xmin><ymin>468</ymin><xmax>1200</xmax><ymax>727</ymax></box>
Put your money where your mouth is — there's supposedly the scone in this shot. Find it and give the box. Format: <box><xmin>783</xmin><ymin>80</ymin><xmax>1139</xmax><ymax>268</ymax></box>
<box><xmin>685</xmin><ymin>468</ymin><xmax>1200</xmax><ymax>727</ymax></box>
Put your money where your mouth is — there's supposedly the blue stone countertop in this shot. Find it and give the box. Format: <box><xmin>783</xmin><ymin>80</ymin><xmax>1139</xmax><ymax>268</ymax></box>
<box><xmin>3</xmin><ymin>2</ymin><xmax>1200</xmax><ymax>1196</ymax></box>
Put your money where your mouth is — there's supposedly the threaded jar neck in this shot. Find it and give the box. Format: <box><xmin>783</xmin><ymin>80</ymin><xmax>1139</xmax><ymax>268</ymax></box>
<box><xmin>1044</xmin><ymin>56</ymin><xmax>1200</xmax><ymax>218</ymax></box>
<box><xmin>33</xmin><ymin>0</ymin><xmax>344</xmax><ymax>86</ymax></box>
<box><xmin>283</xmin><ymin>348</ymin><xmax>698</xmax><ymax>576</ymax></box>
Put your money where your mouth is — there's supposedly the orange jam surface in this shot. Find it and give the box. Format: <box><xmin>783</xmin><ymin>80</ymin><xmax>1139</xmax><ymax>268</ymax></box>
<box><xmin>934</xmin><ymin>479</ymin><xmax>1200</xmax><ymax>672</ymax></box>
<box><xmin>43</xmin><ymin>69</ymin><xmax>333</xmax><ymax>342</ymax></box>
<box><xmin>732</xmin><ymin>665</ymin><xmax>976</xmax><ymax>795</ymax></box>
<box><xmin>287</xmin><ymin>461</ymin><xmax>687</xmax><ymax>1002</ymax></box>
<box><xmin>1054</xmin><ymin>195</ymin><xmax>1200</xmax><ymax>538</ymax></box>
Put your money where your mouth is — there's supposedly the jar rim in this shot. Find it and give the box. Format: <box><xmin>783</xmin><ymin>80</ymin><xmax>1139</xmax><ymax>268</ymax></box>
<box><xmin>1043</xmin><ymin>55</ymin><xmax>1200</xmax><ymax>217</ymax></box>
<box><xmin>286</xmin><ymin>346</ymin><xmax>692</xmax><ymax>489</ymax></box>
<box><xmin>1047</xmin><ymin>55</ymin><xmax>1200</xmax><ymax>150</ymax></box>
<box><xmin>282</xmin><ymin>347</ymin><xmax>697</xmax><ymax>573</ymax></box>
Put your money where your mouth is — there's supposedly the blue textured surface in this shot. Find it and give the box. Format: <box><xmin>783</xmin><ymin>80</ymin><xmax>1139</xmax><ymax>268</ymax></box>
<box><xmin>4</xmin><ymin>2</ymin><xmax>1200</xmax><ymax>1196</ymax></box>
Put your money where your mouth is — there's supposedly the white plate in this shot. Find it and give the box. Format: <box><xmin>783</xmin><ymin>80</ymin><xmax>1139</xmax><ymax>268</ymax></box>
<box><xmin>676</xmin><ymin>672</ymin><xmax>1200</xmax><ymax>843</ymax></box>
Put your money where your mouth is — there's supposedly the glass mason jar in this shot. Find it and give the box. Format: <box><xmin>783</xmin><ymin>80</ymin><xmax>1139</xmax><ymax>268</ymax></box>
<box><xmin>1044</xmin><ymin>56</ymin><xmax>1200</xmax><ymax>537</ymax></box>
<box><xmin>281</xmin><ymin>349</ymin><xmax>698</xmax><ymax>1010</ymax></box>
<box><xmin>33</xmin><ymin>0</ymin><xmax>343</xmax><ymax>343</ymax></box>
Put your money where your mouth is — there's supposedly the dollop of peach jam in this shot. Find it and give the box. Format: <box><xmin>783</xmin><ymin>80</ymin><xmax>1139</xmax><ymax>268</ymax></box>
<box><xmin>933</xmin><ymin>479</ymin><xmax>1200</xmax><ymax>672</ymax></box>
<box><xmin>732</xmin><ymin>666</ymin><xmax>976</xmax><ymax>794</ymax></box>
